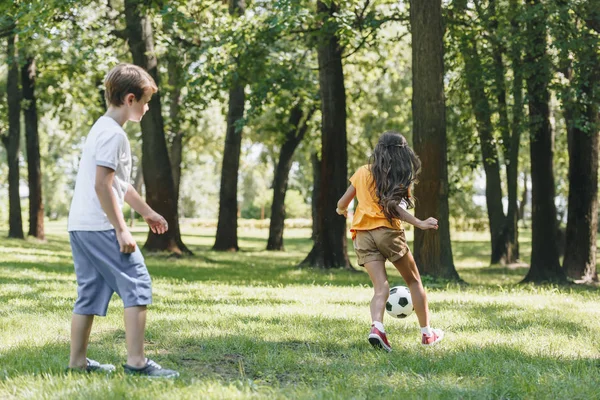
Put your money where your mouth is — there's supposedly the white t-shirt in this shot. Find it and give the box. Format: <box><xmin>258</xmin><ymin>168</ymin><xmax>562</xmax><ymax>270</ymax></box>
<box><xmin>68</xmin><ymin>116</ymin><xmax>132</xmax><ymax>231</ymax></box>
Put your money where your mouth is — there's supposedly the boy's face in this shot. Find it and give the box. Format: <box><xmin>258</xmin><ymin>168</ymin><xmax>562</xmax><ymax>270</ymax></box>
<box><xmin>126</xmin><ymin>90</ymin><xmax>152</xmax><ymax>122</ymax></box>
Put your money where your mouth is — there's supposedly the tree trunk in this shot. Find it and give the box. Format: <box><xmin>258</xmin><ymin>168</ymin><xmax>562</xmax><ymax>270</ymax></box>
<box><xmin>563</xmin><ymin>29</ymin><xmax>599</xmax><ymax>282</ymax></box>
<box><xmin>124</xmin><ymin>0</ymin><xmax>191</xmax><ymax>255</ymax></box>
<box><xmin>522</xmin><ymin>0</ymin><xmax>565</xmax><ymax>283</ymax></box>
<box><xmin>487</xmin><ymin>0</ymin><xmax>521</xmax><ymax>264</ymax></box>
<box><xmin>21</xmin><ymin>57</ymin><xmax>44</xmax><ymax>240</ymax></box>
<box><xmin>1</xmin><ymin>33</ymin><xmax>24</xmax><ymax>239</ymax></box>
<box><xmin>311</xmin><ymin>151</ymin><xmax>321</xmax><ymax>242</ymax></box>
<box><xmin>504</xmin><ymin>0</ymin><xmax>524</xmax><ymax>263</ymax></box>
<box><xmin>301</xmin><ymin>1</ymin><xmax>350</xmax><ymax>269</ymax></box>
<box><xmin>455</xmin><ymin>4</ymin><xmax>506</xmax><ymax>265</ymax></box>
<box><xmin>267</xmin><ymin>104</ymin><xmax>314</xmax><ymax>251</ymax></box>
<box><xmin>410</xmin><ymin>0</ymin><xmax>458</xmax><ymax>279</ymax></box>
<box><xmin>213</xmin><ymin>0</ymin><xmax>247</xmax><ymax>252</ymax></box>
<box><xmin>167</xmin><ymin>53</ymin><xmax>184</xmax><ymax>209</ymax></box>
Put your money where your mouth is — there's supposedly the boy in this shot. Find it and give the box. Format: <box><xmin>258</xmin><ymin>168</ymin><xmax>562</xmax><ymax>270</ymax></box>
<box><xmin>67</xmin><ymin>63</ymin><xmax>179</xmax><ymax>378</ymax></box>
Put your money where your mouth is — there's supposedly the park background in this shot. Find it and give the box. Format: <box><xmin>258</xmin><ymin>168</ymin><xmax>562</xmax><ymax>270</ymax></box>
<box><xmin>0</xmin><ymin>0</ymin><xmax>599</xmax><ymax>398</ymax></box>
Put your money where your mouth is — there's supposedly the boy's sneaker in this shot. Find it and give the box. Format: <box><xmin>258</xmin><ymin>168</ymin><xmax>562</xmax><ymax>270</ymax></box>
<box><xmin>66</xmin><ymin>358</ymin><xmax>116</xmax><ymax>373</ymax></box>
<box><xmin>368</xmin><ymin>325</ymin><xmax>392</xmax><ymax>352</ymax></box>
<box><xmin>422</xmin><ymin>328</ymin><xmax>444</xmax><ymax>346</ymax></box>
<box><xmin>124</xmin><ymin>358</ymin><xmax>180</xmax><ymax>378</ymax></box>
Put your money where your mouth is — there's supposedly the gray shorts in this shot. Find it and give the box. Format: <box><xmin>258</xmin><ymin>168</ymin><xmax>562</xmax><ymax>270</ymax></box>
<box><xmin>69</xmin><ymin>230</ymin><xmax>152</xmax><ymax>316</ymax></box>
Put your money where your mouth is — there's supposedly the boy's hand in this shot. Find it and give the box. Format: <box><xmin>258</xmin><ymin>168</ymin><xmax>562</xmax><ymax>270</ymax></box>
<box><xmin>336</xmin><ymin>207</ymin><xmax>348</xmax><ymax>218</ymax></box>
<box><xmin>144</xmin><ymin>211</ymin><xmax>169</xmax><ymax>234</ymax></box>
<box><xmin>117</xmin><ymin>230</ymin><xmax>137</xmax><ymax>253</ymax></box>
<box><xmin>418</xmin><ymin>217</ymin><xmax>439</xmax><ymax>230</ymax></box>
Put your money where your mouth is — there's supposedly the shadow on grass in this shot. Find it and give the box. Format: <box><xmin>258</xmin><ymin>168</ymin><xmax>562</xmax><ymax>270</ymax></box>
<box><xmin>2</xmin><ymin>312</ymin><xmax>598</xmax><ymax>398</ymax></box>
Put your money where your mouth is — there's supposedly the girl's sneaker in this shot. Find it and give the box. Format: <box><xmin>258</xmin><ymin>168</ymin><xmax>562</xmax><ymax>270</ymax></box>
<box><xmin>124</xmin><ymin>358</ymin><xmax>180</xmax><ymax>378</ymax></box>
<box><xmin>422</xmin><ymin>328</ymin><xmax>444</xmax><ymax>346</ymax></box>
<box><xmin>368</xmin><ymin>325</ymin><xmax>392</xmax><ymax>352</ymax></box>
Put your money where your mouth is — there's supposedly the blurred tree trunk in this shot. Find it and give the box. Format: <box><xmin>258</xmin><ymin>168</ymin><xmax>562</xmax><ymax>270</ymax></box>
<box><xmin>502</xmin><ymin>0</ymin><xmax>524</xmax><ymax>264</ymax></box>
<box><xmin>21</xmin><ymin>57</ymin><xmax>44</xmax><ymax>240</ymax></box>
<box><xmin>1</xmin><ymin>33</ymin><xmax>24</xmax><ymax>239</ymax></box>
<box><xmin>167</xmin><ymin>52</ymin><xmax>184</xmax><ymax>210</ymax></box>
<box><xmin>455</xmin><ymin>0</ymin><xmax>506</xmax><ymax>266</ymax></box>
<box><xmin>213</xmin><ymin>0</ymin><xmax>246</xmax><ymax>252</ymax></box>
<box><xmin>124</xmin><ymin>0</ymin><xmax>191</xmax><ymax>255</ymax></box>
<box><xmin>311</xmin><ymin>151</ymin><xmax>320</xmax><ymax>242</ymax></box>
<box><xmin>522</xmin><ymin>0</ymin><xmax>565</xmax><ymax>283</ymax></box>
<box><xmin>301</xmin><ymin>1</ymin><xmax>350</xmax><ymax>269</ymax></box>
<box><xmin>563</xmin><ymin>17</ymin><xmax>599</xmax><ymax>282</ymax></box>
<box><xmin>410</xmin><ymin>0</ymin><xmax>458</xmax><ymax>279</ymax></box>
<box><xmin>486</xmin><ymin>0</ymin><xmax>521</xmax><ymax>264</ymax></box>
<box><xmin>267</xmin><ymin>104</ymin><xmax>315</xmax><ymax>251</ymax></box>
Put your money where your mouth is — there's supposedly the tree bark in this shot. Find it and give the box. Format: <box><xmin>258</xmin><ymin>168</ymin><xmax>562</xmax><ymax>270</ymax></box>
<box><xmin>167</xmin><ymin>53</ymin><xmax>184</xmax><ymax>209</ymax></box>
<box><xmin>301</xmin><ymin>1</ymin><xmax>351</xmax><ymax>269</ymax></box>
<box><xmin>213</xmin><ymin>0</ymin><xmax>247</xmax><ymax>252</ymax></box>
<box><xmin>410</xmin><ymin>0</ymin><xmax>458</xmax><ymax>279</ymax></box>
<box><xmin>21</xmin><ymin>57</ymin><xmax>44</xmax><ymax>240</ymax></box>
<box><xmin>455</xmin><ymin>3</ymin><xmax>506</xmax><ymax>265</ymax></box>
<box><xmin>1</xmin><ymin>33</ymin><xmax>24</xmax><ymax>239</ymax></box>
<box><xmin>522</xmin><ymin>0</ymin><xmax>565</xmax><ymax>283</ymax></box>
<box><xmin>267</xmin><ymin>104</ymin><xmax>314</xmax><ymax>251</ymax></box>
<box><xmin>311</xmin><ymin>151</ymin><xmax>321</xmax><ymax>242</ymax></box>
<box><xmin>124</xmin><ymin>0</ymin><xmax>191</xmax><ymax>255</ymax></box>
<box><xmin>563</xmin><ymin>28</ymin><xmax>599</xmax><ymax>282</ymax></box>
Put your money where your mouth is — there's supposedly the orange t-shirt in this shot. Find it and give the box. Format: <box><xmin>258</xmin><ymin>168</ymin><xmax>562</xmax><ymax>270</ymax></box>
<box><xmin>350</xmin><ymin>165</ymin><xmax>402</xmax><ymax>239</ymax></box>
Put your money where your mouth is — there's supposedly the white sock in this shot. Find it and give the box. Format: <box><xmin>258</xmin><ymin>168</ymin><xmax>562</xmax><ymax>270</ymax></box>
<box><xmin>421</xmin><ymin>326</ymin><xmax>432</xmax><ymax>336</ymax></box>
<box><xmin>372</xmin><ymin>321</ymin><xmax>385</xmax><ymax>332</ymax></box>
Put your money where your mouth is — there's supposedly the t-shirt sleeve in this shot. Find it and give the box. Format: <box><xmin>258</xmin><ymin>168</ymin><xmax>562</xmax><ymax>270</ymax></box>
<box><xmin>95</xmin><ymin>131</ymin><xmax>126</xmax><ymax>171</ymax></box>
<box><xmin>399</xmin><ymin>199</ymin><xmax>408</xmax><ymax>210</ymax></box>
<box><xmin>349</xmin><ymin>167</ymin><xmax>363</xmax><ymax>187</ymax></box>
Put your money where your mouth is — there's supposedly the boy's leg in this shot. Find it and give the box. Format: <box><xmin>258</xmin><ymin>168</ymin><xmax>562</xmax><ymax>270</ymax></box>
<box><xmin>392</xmin><ymin>250</ymin><xmax>430</xmax><ymax>328</ymax></box>
<box><xmin>69</xmin><ymin>313</ymin><xmax>94</xmax><ymax>369</ymax></box>
<box><xmin>124</xmin><ymin>306</ymin><xmax>147</xmax><ymax>368</ymax></box>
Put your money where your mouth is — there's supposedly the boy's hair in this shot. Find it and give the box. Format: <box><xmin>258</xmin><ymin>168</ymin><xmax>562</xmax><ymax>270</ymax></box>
<box><xmin>369</xmin><ymin>131</ymin><xmax>421</xmax><ymax>223</ymax></box>
<box><xmin>104</xmin><ymin>63</ymin><xmax>158</xmax><ymax>107</ymax></box>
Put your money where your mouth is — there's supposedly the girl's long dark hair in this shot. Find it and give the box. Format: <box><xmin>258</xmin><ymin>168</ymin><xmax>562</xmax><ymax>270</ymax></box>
<box><xmin>369</xmin><ymin>131</ymin><xmax>421</xmax><ymax>222</ymax></box>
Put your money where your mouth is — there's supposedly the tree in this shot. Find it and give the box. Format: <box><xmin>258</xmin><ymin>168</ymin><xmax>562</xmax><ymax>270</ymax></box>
<box><xmin>559</xmin><ymin>2</ymin><xmax>599</xmax><ymax>282</ymax></box>
<box><xmin>522</xmin><ymin>0</ymin><xmax>565</xmax><ymax>283</ymax></box>
<box><xmin>410</xmin><ymin>0</ymin><xmax>459</xmax><ymax>279</ymax></box>
<box><xmin>123</xmin><ymin>0</ymin><xmax>191</xmax><ymax>254</ymax></box>
<box><xmin>22</xmin><ymin>56</ymin><xmax>44</xmax><ymax>239</ymax></box>
<box><xmin>452</xmin><ymin>0</ymin><xmax>505</xmax><ymax>266</ymax></box>
<box><xmin>267</xmin><ymin>103</ymin><xmax>316</xmax><ymax>250</ymax></box>
<box><xmin>301</xmin><ymin>1</ymin><xmax>351</xmax><ymax>269</ymax></box>
<box><xmin>213</xmin><ymin>0</ymin><xmax>247</xmax><ymax>252</ymax></box>
<box><xmin>1</xmin><ymin>32</ymin><xmax>24</xmax><ymax>239</ymax></box>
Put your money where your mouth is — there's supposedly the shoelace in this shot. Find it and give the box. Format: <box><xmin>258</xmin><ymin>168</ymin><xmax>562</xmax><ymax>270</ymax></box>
<box><xmin>147</xmin><ymin>359</ymin><xmax>162</xmax><ymax>370</ymax></box>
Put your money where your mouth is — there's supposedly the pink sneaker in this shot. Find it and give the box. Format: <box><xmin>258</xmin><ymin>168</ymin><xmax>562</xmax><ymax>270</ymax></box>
<box><xmin>422</xmin><ymin>328</ymin><xmax>444</xmax><ymax>346</ymax></box>
<box><xmin>368</xmin><ymin>325</ymin><xmax>392</xmax><ymax>352</ymax></box>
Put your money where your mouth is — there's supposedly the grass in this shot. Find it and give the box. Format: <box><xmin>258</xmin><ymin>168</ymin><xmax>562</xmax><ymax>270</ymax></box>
<box><xmin>0</xmin><ymin>221</ymin><xmax>599</xmax><ymax>399</ymax></box>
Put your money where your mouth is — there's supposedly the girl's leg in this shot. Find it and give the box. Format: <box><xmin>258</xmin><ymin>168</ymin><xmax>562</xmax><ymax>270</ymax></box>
<box><xmin>363</xmin><ymin>260</ymin><xmax>389</xmax><ymax>324</ymax></box>
<box><xmin>391</xmin><ymin>250</ymin><xmax>429</xmax><ymax>328</ymax></box>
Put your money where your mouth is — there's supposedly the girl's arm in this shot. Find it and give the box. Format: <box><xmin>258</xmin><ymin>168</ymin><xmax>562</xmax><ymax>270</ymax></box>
<box><xmin>336</xmin><ymin>185</ymin><xmax>356</xmax><ymax>217</ymax></box>
<box><xmin>394</xmin><ymin>204</ymin><xmax>438</xmax><ymax>230</ymax></box>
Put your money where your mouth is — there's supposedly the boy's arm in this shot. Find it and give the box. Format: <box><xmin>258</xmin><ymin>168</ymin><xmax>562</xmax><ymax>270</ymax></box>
<box><xmin>394</xmin><ymin>204</ymin><xmax>439</xmax><ymax>230</ymax></box>
<box><xmin>95</xmin><ymin>166</ymin><xmax>137</xmax><ymax>253</ymax></box>
<box><xmin>336</xmin><ymin>185</ymin><xmax>356</xmax><ymax>217</ymax></box>
<box><xmin>124</xmin><ymin>183</ymin><xmax>168</xmax><ymax>235</ymax></box>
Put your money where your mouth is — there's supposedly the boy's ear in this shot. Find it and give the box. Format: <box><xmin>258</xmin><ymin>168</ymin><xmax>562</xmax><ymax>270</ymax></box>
<box><xmin>125</xmin><ymin>93</ymin><xmax>135</xmax><ymax>105</ymax></box>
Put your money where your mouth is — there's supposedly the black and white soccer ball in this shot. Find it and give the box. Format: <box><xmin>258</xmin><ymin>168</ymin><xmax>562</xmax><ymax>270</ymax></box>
<box><xmin>385</xmin><ymin>286</ymin><xmax>413</xmax><ymax>319</ymax></box>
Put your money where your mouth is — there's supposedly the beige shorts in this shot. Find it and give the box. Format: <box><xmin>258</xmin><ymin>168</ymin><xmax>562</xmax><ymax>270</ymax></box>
<box><xmin>353</xmin><ymin>227</ymin><xmax>409</xmax><ymax>266</ymax></box>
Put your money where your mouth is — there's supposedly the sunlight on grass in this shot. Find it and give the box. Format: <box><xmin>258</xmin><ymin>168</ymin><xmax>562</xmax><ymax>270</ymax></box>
<box><xmin>0</xmin><ymin>221</ymin><xmax>599</xmax><ymax>399</ymax></box>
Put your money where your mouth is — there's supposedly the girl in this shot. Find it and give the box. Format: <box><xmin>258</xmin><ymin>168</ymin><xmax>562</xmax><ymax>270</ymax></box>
<box><xmin>336</xmin><ymin>131</ymin><xmax>444</xmax><ymax>352</ymax></box>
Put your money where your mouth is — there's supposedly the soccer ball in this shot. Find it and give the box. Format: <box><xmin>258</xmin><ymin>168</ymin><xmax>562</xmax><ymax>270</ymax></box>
<box><xmin>385</xmin><ymin>286</ymin><xmax>413</xmax><ymax>318</ymax></box>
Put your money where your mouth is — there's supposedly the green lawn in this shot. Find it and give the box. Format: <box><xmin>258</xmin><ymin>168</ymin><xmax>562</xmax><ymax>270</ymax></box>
<box><xmin>0</xmin><ymin>221</ymin><xmax>599</xmax><ymax>399</ymax></box>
